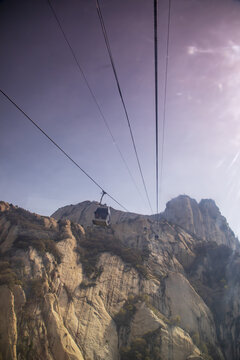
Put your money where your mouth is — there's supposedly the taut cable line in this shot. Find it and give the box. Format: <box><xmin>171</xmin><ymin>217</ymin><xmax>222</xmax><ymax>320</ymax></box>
<box><xmin>154</xmin><ymin>0</ymin><xmax>159</xmax><ymax>214</ymax></box>
<box><xmin>96</xmin><ymin>0</ymin><xmax>153</xmax><ymax>214</ymax></box>
<box><xmin>47</xmin><ymin>0</ymin><xmax>144</xmax><ymax>204</ymax></box>
<box><xmin>159</xmin><ymin>0</ymin><xmax>172</xmax><ymax>207</ymax></box>
<box><xmin>0</xmin><ymin>88</ymin><xmax>129</xmax><ymax>212</ymax></box>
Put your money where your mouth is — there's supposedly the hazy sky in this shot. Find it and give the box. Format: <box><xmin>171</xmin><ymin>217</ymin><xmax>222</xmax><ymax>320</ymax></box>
<box><xmin>1</xmin><ymin>0</ymin><xmax>240</xmax><ymax>236</ymax></box>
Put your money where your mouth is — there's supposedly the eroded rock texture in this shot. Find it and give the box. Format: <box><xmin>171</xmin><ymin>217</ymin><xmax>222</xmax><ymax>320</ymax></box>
<box><xmin>0</xmin><ymin>196</ymin><xmax>239</xmax><ymax>360</ymax></box>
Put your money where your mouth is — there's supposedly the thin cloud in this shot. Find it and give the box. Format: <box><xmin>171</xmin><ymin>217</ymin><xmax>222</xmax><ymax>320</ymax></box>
<box><xmin>187</xmin><ymin>45</ymin><xmax>215</xmax><ymax>55</ymax></box>
<box><xmin>228</xmin><ymin>151</ymin><xmax>240</xmax><ymax>170</ymax></box>
<box><xmin>216</xmin><ymin>158</ymin><xmax>225</xmax><ymax>169</ymax></box>
<box><xmin>187</xmin><ymin>41</ymin><xmax>240</xmax><ymax>65</ymax></box>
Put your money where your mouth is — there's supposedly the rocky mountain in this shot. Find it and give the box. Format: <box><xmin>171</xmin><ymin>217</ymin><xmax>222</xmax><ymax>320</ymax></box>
<box><xmin>0</xmin><ymin>196</ymin><xmax>240</xmax><ymax>360</ymax></box>
<box><xmin>159</xmin><ymin>195</ymin><xmax>237</xmax><ymax>249</ymax></box>
<box><xmin>51</xmin><ymin>200</ymin><xmax>144</xmax><ymax>226</ymax></box>
<box><xmin>52</xmin><ymin>195</ymin><xmax>238</xmax><ymax>249</ymax></box>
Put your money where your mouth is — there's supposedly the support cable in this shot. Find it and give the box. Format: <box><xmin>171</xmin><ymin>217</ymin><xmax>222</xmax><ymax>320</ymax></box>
<box><xmin>0</xmin><ymin>89</ymin><xmax>129</xmax><ymax>212</ymax></box>
<box><xmin>47</xmin><ymin>0</ymin><xmax>144</xmax><ymax>203</ymax></box>
<box><xmin>96</xmin><ymin>0</ymin><xmax>153</xmax><ymax>214</ymax></box>
<box><xmin>154</xmin><ymin>0</ymin><xmax>159</xmax><ymax>214</ymax></box>
<box><xmin>159</xmin><ymin>0</ymin><xmax>172</xmax><ymax>205</ymax></box>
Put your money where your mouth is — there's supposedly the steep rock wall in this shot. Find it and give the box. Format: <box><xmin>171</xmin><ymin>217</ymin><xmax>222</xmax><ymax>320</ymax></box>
<box><xmin>0</xmin><ymin>199</ymin><xmax>239</xmax><ymax>359</ymax></box>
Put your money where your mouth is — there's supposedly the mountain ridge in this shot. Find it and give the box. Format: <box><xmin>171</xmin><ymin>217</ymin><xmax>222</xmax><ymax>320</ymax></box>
<box><xmin>0</xmin><ymin>196</ymin><xmax>240</xmax><ymax>360</ymax></box>
<box><xmin>52</xmin><ymin>195</ymin><xmax>238</xmax><ymax>250</ymax></box>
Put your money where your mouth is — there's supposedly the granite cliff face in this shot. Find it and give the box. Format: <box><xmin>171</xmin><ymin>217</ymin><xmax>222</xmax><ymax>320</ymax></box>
<box><xmin>0</xmin><ymin>196</ymin><xmax>239</xmax><ymax>360</ymax></box>
<box><xmin>52</xmin><ymin>195</ymin><xmax>237</xmax><ymax>249</ymax></box>
<box><xmin>160</xmin><ymin>195</ymin><xmax>237</xmax><ymax>249</ymax></box>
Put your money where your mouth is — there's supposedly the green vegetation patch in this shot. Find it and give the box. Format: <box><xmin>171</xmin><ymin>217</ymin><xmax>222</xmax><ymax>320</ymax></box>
<box><xmin>0</xmin><ymin>260</ymin><xmax>21</xmax><ymax>288</ymax></box>
<box><xmin>5</xmin><ymin>206</ymin><xmax>51</xmax><ymax>230</ymax></box>
<box><xmin>190</xmin><ymin>331</ymin><xmax>216</xmax><ymax>360</ymax></box>
<box><xmin>13</xmin><ymin>235</ymin><xmax>62</xmax><ymax>264</ymax></box>
<box><xmin>120</xmin><ymin>329</ymin><xmax>163</xmax><ymax>360</ymax></box>
<box><xmin>187</xmin><ymin>242</ymin><xmax>232</xmax><ymax>285</ymax></box>
<box><xmin>71</xmin><ymin>223</ymin><xmax>149</xmax><ymax>278</ymax></box>
<box><xmin>117</xmin><ymin>295</ymin><xmax>184</xmax><ymax>360</ymax></box>
<box><xmin>27</xmin><ymin>278</ymin><xmax>45</xmax><ymax>300</ymax></box>
<box><xmin>114</xmin><ymin>294</ymin><xmax>148</xmax><ymax>329</ymax></box>
<box><xmin>187</xmin><ymin>242</ymin><xmax>232</xmax><ymax>325</ymax></box>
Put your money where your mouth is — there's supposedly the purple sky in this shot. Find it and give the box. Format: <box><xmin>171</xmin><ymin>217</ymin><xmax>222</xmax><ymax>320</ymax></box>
<box><xmin>1</xmin><ymin>0</ymin><xmax>240</xmax><ymax>237</ymax></box>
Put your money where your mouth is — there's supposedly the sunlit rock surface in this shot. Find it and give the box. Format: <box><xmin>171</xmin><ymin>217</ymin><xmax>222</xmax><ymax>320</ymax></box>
<box><xmin>0</xmin><ymin>197</ymin><xmax>239</xmax><ymax>359</ymax></box>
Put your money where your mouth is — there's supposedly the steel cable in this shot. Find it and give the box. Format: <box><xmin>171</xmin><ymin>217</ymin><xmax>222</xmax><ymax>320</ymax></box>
<box><xmin>0</xmin><ymin>89</ymin><xmax>129</xmax><ymax>212</ymax></box>
<box><xmin>96</xmin><ymin>0</ymin><xmax>153</xmax><ymax>214</ymax></box>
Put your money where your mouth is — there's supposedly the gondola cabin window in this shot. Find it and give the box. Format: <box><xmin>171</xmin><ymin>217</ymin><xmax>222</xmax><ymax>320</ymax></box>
<box><xmin>93</xmin><ymin>206</ymin><xmax>111</xmax><ymax>227</ymax></box>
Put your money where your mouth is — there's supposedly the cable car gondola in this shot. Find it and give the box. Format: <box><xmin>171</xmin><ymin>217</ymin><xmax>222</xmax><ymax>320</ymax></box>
<box><xmin>92</xmin><ymin>191</ymin><xmax>111</xmax><ymax>227</ymax></box>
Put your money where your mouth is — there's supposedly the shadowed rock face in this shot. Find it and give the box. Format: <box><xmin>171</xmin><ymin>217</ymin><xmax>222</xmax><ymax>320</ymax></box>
<box><xmin>160</xmin><ymin>195</ymin><xmax>238</xmax><ymax>249</ymax></box>
<box><xmin>0</xmin><ymin>197</ymin><xmax>239</xmax><ymax>360</ymax></box>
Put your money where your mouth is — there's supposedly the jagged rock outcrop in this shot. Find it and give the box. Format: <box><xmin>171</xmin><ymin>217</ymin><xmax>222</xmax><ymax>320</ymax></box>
<box><xmin>0</xmin><ymin>197</ymin><xmax>239</xmax><ymax>360</ymax></box>
<box><xmin>160</xmin><ymin>195</ymin><xmax>237</xmax><ymax>249</ymax></box>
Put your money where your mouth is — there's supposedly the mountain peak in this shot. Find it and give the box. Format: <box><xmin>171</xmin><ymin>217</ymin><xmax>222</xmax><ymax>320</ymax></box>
<box><xmin>161</xmin><ymin>195</ymin><xmax>237</xmax><ymax>249</ymax></box>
